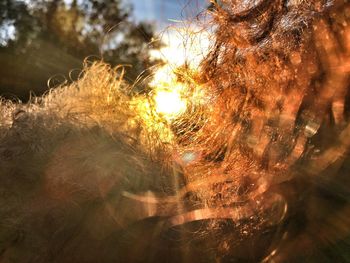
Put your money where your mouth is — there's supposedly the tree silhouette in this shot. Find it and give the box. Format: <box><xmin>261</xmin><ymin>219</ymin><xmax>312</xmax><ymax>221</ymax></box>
<box><xmin>0</xmin><ymin>0</ymin><xmax>161</xmax><ymax>101</ymax></box>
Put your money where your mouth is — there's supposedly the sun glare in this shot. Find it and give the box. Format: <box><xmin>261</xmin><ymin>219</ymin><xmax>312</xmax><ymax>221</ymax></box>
<box><xmin>150</xmin><ymin>26</ymin><xmax>211</xmax><ymax>68</ymax></box>
<box><xmin>154</xmin><ymin>89</ymin><xmax>187</xmax><ymax>119</ymax></box>
<box><xmin>132</xmin><ymin>25</ymin><xmax>211</xmax><ymax>144</ymax></box>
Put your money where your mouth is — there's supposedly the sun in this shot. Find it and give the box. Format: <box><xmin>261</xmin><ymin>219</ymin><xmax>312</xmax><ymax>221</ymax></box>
<box><xmin>154</xmin><ymin>89</ymin><xmax>187</xmax><ymax>120</ymax></box>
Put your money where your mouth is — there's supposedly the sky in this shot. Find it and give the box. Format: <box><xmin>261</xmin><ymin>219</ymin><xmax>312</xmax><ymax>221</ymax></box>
<box><xmin>58</xmin><ymin>0</ymin><xmax>207</xmax><ymax>28</ymax></box>
<box><xmin>128</xmin><ymin>0</ymin><xmax>208</xmax><ymax>29</ymax></box>
<box><xmin>127</xmin><ymin>0</ymin><xmax>212</xmax><ymax>69</ymax></box>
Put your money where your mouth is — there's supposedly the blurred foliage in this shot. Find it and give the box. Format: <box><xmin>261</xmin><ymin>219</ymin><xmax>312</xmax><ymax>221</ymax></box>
<box><xmin>0</xmin><ymin>0</ymin><xmax>162</xmax><ymax>101</ymax></box>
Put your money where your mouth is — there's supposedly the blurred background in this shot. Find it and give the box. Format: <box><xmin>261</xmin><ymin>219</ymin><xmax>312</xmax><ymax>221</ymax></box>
<box><xmin>0</xmin><ymin>0</ymin><xmax>207</xmax><ymax>101</ymax></box>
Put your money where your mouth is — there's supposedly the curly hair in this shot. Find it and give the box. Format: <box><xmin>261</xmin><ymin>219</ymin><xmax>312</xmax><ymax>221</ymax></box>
<box><xmin>1</xmin><ymin>1</ymin><xmax>350</xmax><ymax>262</ymax></box>
<box><xmin>193</xmin><ymin>0</ymin><xmax>350</xmax><ymax>261</ymax></box>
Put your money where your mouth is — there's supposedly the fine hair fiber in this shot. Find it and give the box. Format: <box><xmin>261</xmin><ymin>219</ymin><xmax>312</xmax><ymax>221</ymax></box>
<box><xmin>1</xmin><ymin>0</ymin><xmax>350</xmax><ymax>262</ymax></box>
